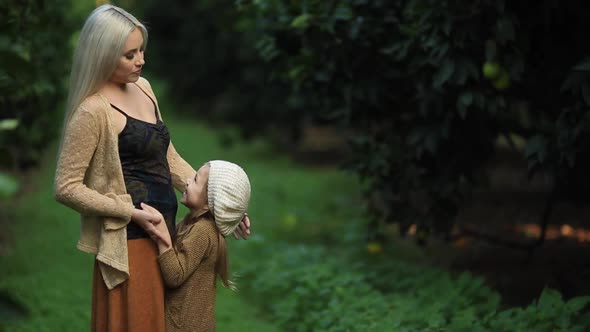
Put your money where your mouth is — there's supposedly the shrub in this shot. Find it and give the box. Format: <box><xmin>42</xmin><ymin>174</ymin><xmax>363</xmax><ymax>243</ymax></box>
<box><xmin>0</xmin><ymin>0</ymin><xmax>72</xmax><ymax>170</ymax></box>
<box><xmin>240</xmin><ymin>243</ymin><xmax>590</xmax><ymax>331</ymax></box>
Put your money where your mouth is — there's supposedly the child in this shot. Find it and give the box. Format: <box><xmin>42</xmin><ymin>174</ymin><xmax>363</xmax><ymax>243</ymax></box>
<box><xmin>142</xmin><ymin>160</ymin><xmax>251</xmax><ymax>332</ymax></box>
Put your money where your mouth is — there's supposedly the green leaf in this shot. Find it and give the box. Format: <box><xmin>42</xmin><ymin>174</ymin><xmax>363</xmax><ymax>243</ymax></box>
<box><xmin>333</xmin><ymin>4</ymin><xmax>353</xmax><ymax>21</ymax></box>
<box><xmin>457</xmin><ymin>92</ymin><xmax>473</xmax><ymax>119</ymax></box>
<box><xmin>290</xmin><ymin>14</ymin><xmax>312</xmax><ymax>29</ymax></box>
<box><xmin>0</xmin><ymin>119</ymin><xmax>19</xmax><ymax>130</ymax></box>
<box><xmin>537</xmin><ymin>288</ymin><xmax>562</xmax><ymax>309</ymax></box>
<box><xmin>561</xmin><ymin>72</ymin><xmax>585</xmax><ymax>92</ymax></box>
<box><xmin>485</xmin><ymin>40</ymin><xmax>497</xmax><ymax>61</ymax></box>
<box><xmin>574</xmin><ymin>59</ymin><xmax>590</xmax><ymax>71</ymax></box>
<box><xmin>433</xmin><ymin>59</ymin><xmax>455</xmax><ymax>88</ymax></box>
<box><xmin>496</xmin><ymin>17</ymin><xmax>515</xmax><ymax>43</ymax></box>
<box><xmin>459</xmin><ymin>92</ymin><xmax>473</xmax><ymax>107</ymax></box>
<box><xmin>524</xmin><ymin>135</ymin><xmax>547</xmax><ymax>162</ymax></box>
<box><xmin>566</xmin><ymin>296</ymin><xmax>590</xmax><ymax>312</ymax></box>
<box><xmin>0</xmin><ymin>172</ymin><xmax>19</xmax><ymax>199</ymax></box>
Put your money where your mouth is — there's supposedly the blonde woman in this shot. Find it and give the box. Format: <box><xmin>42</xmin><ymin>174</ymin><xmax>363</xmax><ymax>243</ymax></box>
<box><xmin>54</xmin><ymin>5</ymin><xmax>250</xmax><ymax>331</ymax></box>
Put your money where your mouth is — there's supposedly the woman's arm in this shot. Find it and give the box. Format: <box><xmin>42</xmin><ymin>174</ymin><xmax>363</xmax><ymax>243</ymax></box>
<box><xmin>167</xmin><ymin>141</ymin><xmax>196</xmax><ymax>191</ymax></box>
<box><xmin>135</xmin><ymin>77</ymin><xmax>195</xmax><ymax>191</ymax></box>
<box><xmin>54</xmin><ymin>106</ymin><xmax>135</xmax><ymax>220</ymax></box>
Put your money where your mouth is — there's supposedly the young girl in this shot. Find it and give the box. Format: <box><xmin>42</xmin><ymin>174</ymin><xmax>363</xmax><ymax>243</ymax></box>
<box><xmin>142</xmin><ymin>160</ymin><xmax>251</xmax><ymax>332</ymax></box>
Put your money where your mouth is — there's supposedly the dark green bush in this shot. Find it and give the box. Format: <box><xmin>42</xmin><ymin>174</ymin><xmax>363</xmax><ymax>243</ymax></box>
<box><xmin>241</xmin><ymin>243</ymin><xmax>590</xmax><ymax>331</ymax></box>
<box><xmin>0</xmin><ymin>0</ymin><xmax>73</xmax><ymax>170</ymax></box>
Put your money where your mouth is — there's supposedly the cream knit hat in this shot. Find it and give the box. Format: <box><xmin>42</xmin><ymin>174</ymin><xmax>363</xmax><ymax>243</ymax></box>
<box><xmin>207</xmin><ymin>160</ymin><xmax>251</xmax><ymax>237</ymax></box>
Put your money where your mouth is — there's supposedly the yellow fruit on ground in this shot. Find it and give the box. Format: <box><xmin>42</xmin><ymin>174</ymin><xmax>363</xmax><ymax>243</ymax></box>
<box><xmin>366</xmin><ymin>241</ymin><xmax>383</xmax><ymax>254</ymax></box>
<box><xmin>282</xmin><ymin>213</ymin><xmax>297</xmax><ymax>228</ymax></box>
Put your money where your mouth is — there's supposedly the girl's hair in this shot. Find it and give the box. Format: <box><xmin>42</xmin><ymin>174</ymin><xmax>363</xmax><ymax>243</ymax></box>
<box><xmin>64</xmin><ymin>4</ymin><xmax>148</xmax><ymax>125</ymax></box>
<box><xmin>215</xmin><ymin>231</ymin><xmax>236</xmax><ymax>291</ymax></box>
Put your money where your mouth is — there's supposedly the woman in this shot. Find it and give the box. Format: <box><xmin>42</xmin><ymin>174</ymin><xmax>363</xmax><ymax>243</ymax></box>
<box><xmin>54</xmin><ymin>5</ymin><xmax>250</xmax><ymax>331</ymax></box>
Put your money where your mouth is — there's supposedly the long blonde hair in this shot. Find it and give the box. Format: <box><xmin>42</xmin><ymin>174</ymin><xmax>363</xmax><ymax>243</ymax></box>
<box><xmin>64</xmin><ymin>4</ymin><xmax>147</xmax><ymax>125</ymax></box>
<box><xmin>215</xmin><ymin>231</ymin><xmax>236</xmax><ymax>291</ymax></box>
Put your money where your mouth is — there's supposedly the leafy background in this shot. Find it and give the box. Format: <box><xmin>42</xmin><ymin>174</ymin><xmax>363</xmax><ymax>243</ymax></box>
<box><xmin>1</xmin><ymin>0</ymin><xmax>590</xmax><ymax>330</ymax></box>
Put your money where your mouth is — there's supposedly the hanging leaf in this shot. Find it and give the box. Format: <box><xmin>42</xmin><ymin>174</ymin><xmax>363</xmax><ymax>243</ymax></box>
<box><xmin>573</xmin><ymin>59</ymin><xmax>590</xmax><ymax>71</ymax></box>
<box><xmin>433</xmin><ymin>59</ymin><xmax>455</xmax><ymax>88</ymax></box>
<box><xmin>290</xmin><ymin>14</ymin><xmax>312</xmax><ymax>29</ymax></box>
<box><xmin>0</xmin><ymin>119</ymin><xmax>19</xmax><ymax>131</ymax></box>
<box><xmin>496</xmin><ymin>17</ymin><xmax>515</xmax><ymax>43</ymax></box>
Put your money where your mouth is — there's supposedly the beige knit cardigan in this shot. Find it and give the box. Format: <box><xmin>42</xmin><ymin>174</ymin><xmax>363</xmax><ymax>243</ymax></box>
<box><xmin>54</xmin><ymin>77</ymin><xmax>195</xmax><ymax>290</ymax></box>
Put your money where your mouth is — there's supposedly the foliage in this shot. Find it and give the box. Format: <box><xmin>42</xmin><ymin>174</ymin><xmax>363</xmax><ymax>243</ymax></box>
<box><xmin>240</xmin><ymin>243</ymin><xmax>590</xmax><ymax>331</ymax></box>
<box><xmin>237</xmin><ymin>0</ymin><xmax>590</xmax><ymax>241</ymax></box>
<box><xmin>132</xmin><ymin>0</ymin><xmax>298</xmax><ymax>144</ymax></box>
<box><xmin>0</xmin><ymin>0</ymin><xmax>73</xmax><ymax>170</ymax></box>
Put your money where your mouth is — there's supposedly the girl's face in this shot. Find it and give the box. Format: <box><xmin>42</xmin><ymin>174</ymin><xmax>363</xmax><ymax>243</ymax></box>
<box><xmin>181</xmin><ymin>164</ymin><xmax>210</xmax><ymax>211</ymax></box>
<box><xmin>109</xmin><ymin>27</ymin><xmax>145</xmax><ymax>84</ymax></box>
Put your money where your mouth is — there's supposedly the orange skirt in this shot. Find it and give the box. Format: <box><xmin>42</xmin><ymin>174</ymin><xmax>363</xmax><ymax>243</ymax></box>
<box><xmin>91</xmin><ymin>238</ymin><xmax>165</xmax><ymax>332</ymax></box>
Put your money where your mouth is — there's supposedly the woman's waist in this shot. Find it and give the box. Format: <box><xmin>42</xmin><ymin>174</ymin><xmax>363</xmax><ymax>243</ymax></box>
<box><xmin>122</xmin><ymin>171</ymin><xmax>172</xmax><ymax>185</ymax></box>
<box><xmin>124</xmin><ymin>181</ymin><xmax>177</xmax><ymax>208</ymax></box>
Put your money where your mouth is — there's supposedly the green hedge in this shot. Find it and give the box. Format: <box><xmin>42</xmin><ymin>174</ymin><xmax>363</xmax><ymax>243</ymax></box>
<box><xmin>240</xmin><ymin>243</ymin><xmax>590</xmax><ymax>331</ymax></box>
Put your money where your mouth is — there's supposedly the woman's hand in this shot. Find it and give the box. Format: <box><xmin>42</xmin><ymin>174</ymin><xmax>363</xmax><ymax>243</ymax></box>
<box><xmin>131</xmin><ymin>204</ymin><xmax>171</xmax><ymax>248</ymax></box>
<box><xmin>232</xmin><ymin>213</ymin><xmax>251</xmax><ymax>240</ymax></box>
<box><xmin>140</xmin><ymin>203</ymin><xmax>172</xmax><ymax>252</ymax></box>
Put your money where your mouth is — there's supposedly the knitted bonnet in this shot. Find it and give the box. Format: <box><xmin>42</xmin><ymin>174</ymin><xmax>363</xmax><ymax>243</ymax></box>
<box><xmin>207</xmin><ymin>160</ymin><xmax>251</xmax><ymax>237</ymax></box>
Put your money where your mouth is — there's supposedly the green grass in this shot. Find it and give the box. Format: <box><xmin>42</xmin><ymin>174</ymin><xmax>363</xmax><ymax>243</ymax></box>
<box><xmin>0</xmin><ymin>89</ymin><xmax>363</xmax><ymax>331</ymax></box>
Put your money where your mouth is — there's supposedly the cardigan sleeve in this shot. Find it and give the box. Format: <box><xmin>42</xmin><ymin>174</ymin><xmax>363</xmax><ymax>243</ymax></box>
<box><xmin>136</xmin><ymin>77</ymin><xmax>195</xmax><ymax>191</ymax></box>
<box><xmin>167</xmin><ymin>142</ymin><xmax>196</xmax><ymax>191</ymax></box>
<box><xmin>54</xmin><ymin>106</ymin><xmax>135</xmax><ymax>221</ymax></box>
<box><xmin>158</xmin><ymin>222</ymin><xmax>213</xmax><ymax>288</ymax></box>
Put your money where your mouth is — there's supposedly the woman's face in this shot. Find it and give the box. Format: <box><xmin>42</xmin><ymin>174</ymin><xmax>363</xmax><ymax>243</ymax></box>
<box><xmin>181</xmin><ymin>165</ymin><xmax>210</xmax><ymax>210</ymax></box>
<box><xmin>109</xmin><ymin>27</ymin><xmax>145</xmax><ymax>84</ymax></box>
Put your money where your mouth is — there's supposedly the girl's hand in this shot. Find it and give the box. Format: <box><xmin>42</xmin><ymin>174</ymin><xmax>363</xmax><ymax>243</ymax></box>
<box><xmin>232</xmin><ymin>213</ymin><xmax>251</xmax><ymax>240</ymax></box>
<box><xmin>131</xmin><ymin>208</ymin><xmax>160</xmax><ymax>228</ymax></box>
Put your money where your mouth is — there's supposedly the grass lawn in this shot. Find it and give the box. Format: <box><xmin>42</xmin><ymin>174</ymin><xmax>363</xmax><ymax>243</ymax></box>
<box><xmin>0</xmin><ymin>86</ymin><xmax>363</xmax><ymax>331</ymax></box>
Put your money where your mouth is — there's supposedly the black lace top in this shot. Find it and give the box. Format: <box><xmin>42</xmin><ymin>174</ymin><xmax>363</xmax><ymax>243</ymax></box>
<box><xmin>113</xmin><ymin>103</ymin><xmax>177</xmax><ymax>239</ymax></box>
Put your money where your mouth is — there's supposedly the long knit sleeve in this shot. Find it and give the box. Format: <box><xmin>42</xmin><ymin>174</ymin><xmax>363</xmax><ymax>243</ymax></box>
<box><xmin>54</xmin><ymin>106</ymin><xmax>135</xmax><ymax>221</ymax></box>
<box><xmin>158</xmin><ymin>222</ymin><xmax>212</xmax><ymax>288</ymax></box>
<box><xmin>167</xmin><ymin>142</ymin><xmax>195</xmax><ymax>191</ymax></box>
